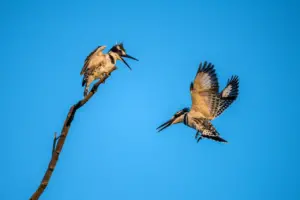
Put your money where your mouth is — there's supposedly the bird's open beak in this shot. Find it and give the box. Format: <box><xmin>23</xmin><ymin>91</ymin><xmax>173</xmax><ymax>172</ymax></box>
<box><xmin>156</xmin><ymin>118</ymin><xmax>174</xmax><ymax>132</ymax></box>
<box><xmin>121</xmin><ymin>54</ymin><xmax>139</xmax><ymax>70</ymax></box>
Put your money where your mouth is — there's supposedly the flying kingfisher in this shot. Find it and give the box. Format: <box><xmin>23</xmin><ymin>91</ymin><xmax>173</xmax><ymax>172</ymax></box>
<box><xmin>157</xmin><ymin>61</ymin><xmax>239</xmax><ymax>143</ymax></box>
<box><xmin>80</xmin><ymin>43</ymin><xmax>138</xmax><ymax>96</ymax></box>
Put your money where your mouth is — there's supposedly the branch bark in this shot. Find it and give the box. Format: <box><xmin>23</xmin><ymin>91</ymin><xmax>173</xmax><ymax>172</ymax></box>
<box><xmin>30</xmin><ymin>66</ymin><xmax>117</xmax><ymax>200</ymax></box>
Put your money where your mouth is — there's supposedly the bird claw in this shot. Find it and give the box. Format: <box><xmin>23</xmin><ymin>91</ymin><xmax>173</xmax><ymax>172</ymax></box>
<box><xmin>101</xmin><ymin>72</ymin><xmax>110</xmax><ymax>83</ymax></box>
<box><xmin>104</xmin><ymin>72</ymin><xmax>111</xmax><ymax>77</ymax></box>
<box><xmin>195</xmin><ymin>131</ymin><xmax>202</xmax><ymax>143</ymax></box>
<box><xmin>195</xmin><ymin>131</ymin><xmax>200</xmax><ymax>139</ymax></box>
<box><xmin>197</xmin><ymin>136</ymin><xmax>202</xmax><ymax>143</ymax></box>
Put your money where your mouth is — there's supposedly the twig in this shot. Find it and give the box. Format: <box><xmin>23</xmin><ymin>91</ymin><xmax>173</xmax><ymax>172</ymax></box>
<box><xmin>30</xmin><ymin>67</ymin><xmax>117</xmax><ymax>200</ymax></box>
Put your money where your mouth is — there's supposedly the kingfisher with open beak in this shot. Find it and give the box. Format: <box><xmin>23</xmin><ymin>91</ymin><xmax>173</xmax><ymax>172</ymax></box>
<box><xmin>157</xmin><ymin>61</ymin><xmax>239</xmax><ymax>143</ymax></box>
<box><xmin>81</xmin><ymin>43</ymin><xmax>138</xmax><ymax>96</ymax></box>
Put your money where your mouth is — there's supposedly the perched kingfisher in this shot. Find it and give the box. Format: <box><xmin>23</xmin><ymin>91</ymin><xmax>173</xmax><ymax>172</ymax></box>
<box><xmin>157</xmin><ymin>61</ymin><xmax>239</xmax><ymax>143</ymax></box>
<box><xmin>80</xmin><ymin>43</ymin><xmax>138</xmax><ymax>96</ymax></box>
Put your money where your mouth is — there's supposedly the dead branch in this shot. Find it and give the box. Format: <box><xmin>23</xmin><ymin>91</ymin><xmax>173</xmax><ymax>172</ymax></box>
<box><xmin>30</xmin><ymin>66</ymin><xmax>117</xmax><ymax>200</ymax></box>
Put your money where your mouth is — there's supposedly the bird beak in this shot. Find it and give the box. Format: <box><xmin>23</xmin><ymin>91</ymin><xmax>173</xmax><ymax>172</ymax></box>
<box><xmin>156</xmin><ymin>118</ymin><xmax>174</xmax><ymax>132</ymax></box>
<box><xmin>120</xmin><ymin>57</ymin><xmax>132</xmax><ymax>70</ymax></box>
<box><xmin>120</xmin><ymin>54</ymin><xmax>138</xmax><ymax>70</ymax></box>
<box><xmin>123</xmin><ymin>54</ymin><xmax>139</xmax><ymax>61</ymax></box>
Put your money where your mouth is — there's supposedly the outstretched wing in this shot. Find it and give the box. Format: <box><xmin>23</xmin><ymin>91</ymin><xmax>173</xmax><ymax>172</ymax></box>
<box><xmin>80</xmin><ymin>46</ymin><xmax>106</xmax><ymax>75</ymax></box>
<box><xmin>190</xmin><ymin>61</ymin><xmax>219</xmax><ymax>119</ymax></box>
<box><xmin>213</xmin><ymin>76</ymin><xmax>239</xmax><ymax>118</ymax></box>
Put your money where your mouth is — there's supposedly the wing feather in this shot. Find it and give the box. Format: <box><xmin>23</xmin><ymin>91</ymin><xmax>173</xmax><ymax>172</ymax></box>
<box><xmin>213</xmin><ymin>75</ymin><xmax>239</xmax><ymax>118</ymax></box>
<box><xmin>190</xmin><ymin>61</ymin><xmax>219</xmax><ymax>119</ymax></box>
<box><xmin>80</xmin><ymin>46</ymin><xmax>106</xmax><ymax>75</ymax></box>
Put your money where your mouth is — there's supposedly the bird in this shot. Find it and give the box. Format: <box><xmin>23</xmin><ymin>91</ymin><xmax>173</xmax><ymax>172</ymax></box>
<box><xmin>80</xmin><ymin>43</ymin><xmax>138</xmax><ymax>96</ymax></box>
<box><xmin>156</xmin><ymin>61</ymin><xmax>239</xmax><ymax>143</ymax></box>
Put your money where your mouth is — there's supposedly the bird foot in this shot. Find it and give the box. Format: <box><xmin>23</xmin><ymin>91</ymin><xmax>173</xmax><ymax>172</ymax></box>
<box><xmin>104</xmin><ymin>72</ymin><xmax>111</xmax><ymax>77</ymax></box>
<box><xmin>195</xmin><ymin>131</ymin><xmax>200</xmax><ymax>139</ymax></box>
<box><xmin>197</xmin><ymin>136</ymin><xmax>202</xmax><ymax>143</ymax></box>
<box><xmin>101</xmin><ymin>72</ymin><xmax>110</xmax><ymax>83</ymax></box>
<box><xmin>195</xmin><ymin>131</ymin><xmax>202</xmax><ymax>143</ymax></box>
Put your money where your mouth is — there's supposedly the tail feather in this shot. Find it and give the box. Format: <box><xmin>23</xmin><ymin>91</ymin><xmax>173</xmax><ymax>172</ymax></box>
<box><xmin>193</xmin><ymin>119</ymin><xmax>228</xmax><ymax>143</ymax></box>
<box><xmin>202</xmin><ymin>135</ymin><xmax>228</xmax><ymax>143</ymax></box>
<box><xmin>82</xmin><ymin>75</ymin><xmax>93</xmax><ymax>97</ymax></box>
<box><xmin>84</xmin><ymin>86</ymin><xmax>89</xmax><ymax>97</ymax></box>
<box><xmin>82</xmin><ymin>77</ymin><xmax>86</xmax><ymax>87</ymax></box>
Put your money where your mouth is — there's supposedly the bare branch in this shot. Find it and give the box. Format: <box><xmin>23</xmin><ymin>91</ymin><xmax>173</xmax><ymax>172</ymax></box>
<box><xmin>30</xmin><ymin>66</ymin><xmax>117</xmax><ymax>200</ymax></box>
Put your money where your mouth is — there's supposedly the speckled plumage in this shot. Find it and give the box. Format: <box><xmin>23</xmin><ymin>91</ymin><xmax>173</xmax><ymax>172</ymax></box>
<box><xmin>157</xmin><ymin>61</ymin><xmax>239</xmax><ymax>143</ymax></box>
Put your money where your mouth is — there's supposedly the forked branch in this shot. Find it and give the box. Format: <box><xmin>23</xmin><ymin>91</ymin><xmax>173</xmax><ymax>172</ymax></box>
<box><xmin>30</xmin><ymin>66</ymin><xmax>117</xmax><ymax>200</ymax></box>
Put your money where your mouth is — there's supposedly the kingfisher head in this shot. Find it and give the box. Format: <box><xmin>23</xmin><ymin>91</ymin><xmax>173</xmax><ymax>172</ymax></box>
<box><xmin>156</xmin><ymin>107</ymin><xmax>190</xmax><ymax>132</ymax></box>
<box><xmin>109</xmin><ymin>43</ymin><xmax>138</xmax><ymax>70</ymax></box>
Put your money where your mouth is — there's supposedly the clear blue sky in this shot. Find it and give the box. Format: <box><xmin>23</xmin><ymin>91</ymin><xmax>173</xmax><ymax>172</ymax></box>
<box><xmin>1</xmin><ymin>0</ymin><xmax>299</xmax><ymax>199</ymax></box>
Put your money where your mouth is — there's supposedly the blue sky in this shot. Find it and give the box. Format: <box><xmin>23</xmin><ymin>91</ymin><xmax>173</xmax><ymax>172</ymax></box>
<box><xmin>1</xmin><ymin>0</ymin><xmax>299</xmax><ymax>199</ymax></box>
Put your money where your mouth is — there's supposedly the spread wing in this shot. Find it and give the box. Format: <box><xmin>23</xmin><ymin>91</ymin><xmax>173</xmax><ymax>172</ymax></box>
<box><xmin>214</xmin><ymin>76</ymin><xmax>239</xmax><ymax>118</ymax></box>
<box><xmin>190</xmin><ymin>61</ymin><xmax>219</xmax><ymax>119</ymax></box>
<box><xmin>80</xmin><ymin>46</ymin><xmax>106</xmax><ymax>75</ymax></box>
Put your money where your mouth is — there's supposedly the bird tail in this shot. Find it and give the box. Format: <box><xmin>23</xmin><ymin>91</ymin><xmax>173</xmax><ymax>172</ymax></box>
<box><xmin>82</xmin><ymin>76</ymin><xmax>88</xmax><ymax>96</ymax></box>
<box><xmin>84</xmin><ymin>86</ymin><xmax>89</xmax><ymax>97</ymax></box>
<box><xmin>193</xmin><ymin>119</ymin><xmax>228</xmax><ymax>143</ymax></box>
<box><xmin>203</xmin><ymin>135</ymin><xmax>228</xmax><ymax>143</ymax></box>
<box><xmin>82</xmin><ymin>77</ymin><xmax>86</xmax><ymax>87</ymax></box>
<box><xmin>82</xmin><ymin>76</ymin><xmax>89</xmax><ymax>96</ymax></box>
<box><xmin>82</xmin><ymin>75</ymin><xmax>93</xmax><ymax>97</ymax></box>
